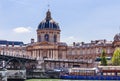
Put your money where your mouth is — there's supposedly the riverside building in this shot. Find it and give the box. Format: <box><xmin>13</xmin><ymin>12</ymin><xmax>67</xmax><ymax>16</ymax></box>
<box><xmin>26</xmin><ymin>10</ymin><xmax>120</xmax><ymax>69</ymax></box>
<box><xmin>0</xmin><ymin>10</ymin><xmax>120</xmax><ymax>70</ymax></box>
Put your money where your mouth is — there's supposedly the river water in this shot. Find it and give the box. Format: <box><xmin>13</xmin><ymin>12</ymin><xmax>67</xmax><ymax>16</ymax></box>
<box><xmin>25</xmin><ymin>79</ymin><xmax>116</xmax><ymax>81</ymax></box>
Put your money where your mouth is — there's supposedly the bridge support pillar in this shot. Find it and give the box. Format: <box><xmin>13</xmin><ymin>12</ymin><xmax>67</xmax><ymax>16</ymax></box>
<box><xmin>0</xmin><ymin>68</ymin><xmax>7</xmax><ymax>81</ymax></box>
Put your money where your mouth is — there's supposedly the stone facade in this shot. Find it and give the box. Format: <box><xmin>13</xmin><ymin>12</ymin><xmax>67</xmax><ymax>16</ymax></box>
<box><xmin>26</xmin><ymin>10</ymin><xmax>120</xmax><ymax>69</ymax></box>
<box><xmin>0</xmin><ymin>10</ymin><xmax>120</xmax><ymax>70</ymax></box>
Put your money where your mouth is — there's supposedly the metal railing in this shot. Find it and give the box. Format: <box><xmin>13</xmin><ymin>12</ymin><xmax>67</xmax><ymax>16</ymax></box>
<box><xmin>0</xmin><ymin>52</ymin><xmax>36</xmax><ymax>60</ymax></box>
<box><xmin>43</xmin><ymin>58</ymin><xmax>93</xmax><ymax>63</ymax></box>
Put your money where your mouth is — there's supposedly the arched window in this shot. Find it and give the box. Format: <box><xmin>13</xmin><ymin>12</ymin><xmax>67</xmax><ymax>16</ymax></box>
<box><xmin>54</xmin><ymin>35</ymin><xmax>57</xmax><ymax>42</ymax></box>
<box><xmin>44</xmin><ymin>34</ymin><xmax>49</xmax><ymax>42</ymax></box>
<box><xmin>38</xmin><ymin>35</ymin><xmax>41</xmax><ymax>42</ymax></box>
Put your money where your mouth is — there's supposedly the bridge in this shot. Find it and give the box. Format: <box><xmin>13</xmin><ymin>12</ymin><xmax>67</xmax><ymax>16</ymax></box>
<box><xmin>0</xmin><ymin>52</ymin><xmax>37</xmax><ymax>81</ymax></box>
<box><xmin>0</xmin><ymin>43</ymin><xmax>94</xmax><ymax>81</ymax></box>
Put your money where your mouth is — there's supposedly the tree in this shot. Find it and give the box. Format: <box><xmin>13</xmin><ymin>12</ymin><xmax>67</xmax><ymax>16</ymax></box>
<box><xmin>112</xmin><ymin>48</ymin><xmax>120</xmax><ymax>66</ymax></box>
<box><xmin>101</xmin><ymin>49</ymin><xmax>107</xmax><ymax>66</ymax></box>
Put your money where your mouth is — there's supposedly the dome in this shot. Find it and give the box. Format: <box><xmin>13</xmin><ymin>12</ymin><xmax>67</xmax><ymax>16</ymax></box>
<box><xmin>38</xmin><ymin>10</ymin><xmax>60</xmax><ymax>30</ymax></box>
<box><xmin>114</xmin><ymin>33</ymin><xmax>120</xmax><ymax>41</ymax></box>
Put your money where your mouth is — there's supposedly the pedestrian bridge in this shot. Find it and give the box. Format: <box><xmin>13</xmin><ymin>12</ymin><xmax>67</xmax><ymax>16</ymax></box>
<box><xmin>0</xmin><ymin>52</ymin><xmax>37</xmax><ymax>69</ymax></box>
<box><xmin>0</xmin><ymin>52</ymin><xmax>37</xmax><ymax>81</ymax></box>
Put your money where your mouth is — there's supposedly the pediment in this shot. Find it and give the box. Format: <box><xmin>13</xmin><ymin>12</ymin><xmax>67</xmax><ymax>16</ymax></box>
<box><xmin>39</xmin><ymin>41</ymin><xmax>54</xmax><ymax>46</ymax></box>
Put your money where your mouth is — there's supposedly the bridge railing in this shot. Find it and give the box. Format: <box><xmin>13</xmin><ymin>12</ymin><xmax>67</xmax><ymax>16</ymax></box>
<box><xmin>43</xmin><ymin>58</ymin><xmax>93</xmax><ymax>63</ymax></box>
<box><xmin>0</xmin><ymin>46</ymin><xmax>36</xmax><ymax>60</ymax></box>
<box><xmin>0</xmin><ymin>52</ymin><xmax>36</xmax><ymax>60</ymax></box>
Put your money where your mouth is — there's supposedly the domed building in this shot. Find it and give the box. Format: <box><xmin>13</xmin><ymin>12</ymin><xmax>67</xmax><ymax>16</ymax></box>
<box><xmin>37</xmin><ymin>10</ymin><xmax>60</xmax><ymax>43</ymax></box>
<box><xmin>0</xmin><ymin>9</ymin><xmax>119</xmax><ymax>72</ymax></box>
<box><xmin>26</xmin><ymin>10</ymin><xmax>68</xmax><ymax>69</ymax></box>
<box><xmin>114</xmin><ymin>33</ymin><xmax>120</xmax><ymax>41</ymax></box>
<box><xmin>113</xmin><ymin>33</ymin><xmax>120</xmax><ymax>47</ymax></box>
<box><xmin>26</xmin><ymin>10</ymin><xmax>117</xmax><ymax>70</ymax></box>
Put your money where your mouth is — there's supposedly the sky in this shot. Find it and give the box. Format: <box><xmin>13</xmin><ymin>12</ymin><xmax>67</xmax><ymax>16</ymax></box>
<box><xmin>0</xmin><ymin>0</ymin><xmax>120</xmax><ymax>44</ymax></box>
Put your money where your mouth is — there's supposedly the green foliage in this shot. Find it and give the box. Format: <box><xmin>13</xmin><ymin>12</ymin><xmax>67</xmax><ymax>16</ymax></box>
<box><xmin>112</xmin><ymin>48</ymin><xmax>120</xmax><ymax>66</ymax></box>
<box><xmin>101</xmin><ymin>49</ymin><xmax>107</xmax><ymax>66</ymax></box>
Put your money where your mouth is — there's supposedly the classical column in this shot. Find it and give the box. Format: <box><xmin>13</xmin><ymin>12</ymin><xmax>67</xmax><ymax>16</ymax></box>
<box><xmin>48</xmin><ymin>49</ymin><xmax>50</xmax><ymax>58</ymax></box>
<box><xmin>52</xmin><ymin>50</ymin><xmax>54</xmax><ymax>59</ymax></box>
<box><xmin>32</xmin><ymin>50</ymin><xmax>34</xmax><ymax>57</ymax></box>
<box><xmin>35</xmin><ymin>49</ymin><xmax>36</xmax><ymax>58</ymax></box>
<box><xmin>47</xmin><ymin>50</ymin><xmax>49</xmax><ymax>58</ymax></box>
<box><xmin>39</xmin><ymin>49</ymin><xmax>41</xmax><ymax>58</ymax></box>
<box><xmin>37</xmin><ymin>50</ymin><xmax>39</xmax><ymax>58</ymax></box>
<box><xmin>33</xmin><ymin>50</ymin><xmax>35</xmax><ymax>57</ymax></box>
<box><xmin>38</xmin><ymin>49</ymin><xmax>40</xmax><ymax>58</ymax></box>
<box><xmin>51</xmin><ymin>49</ymin><xmax>53</xmax><ymax>59</ymax></box>
<box><xmin>55</xmin><ymin>50</ymin><xmax>58</xmax><ymax>59</ymax></box>
<box><xmin>34</xmin><ymin>49</ymin><xmax>37</xmax><ymax>58</ymax></box>
<box><xmin>32</xmin><ymin>50</ymin><xmax>33</xmax><ymax>57</ymax></box>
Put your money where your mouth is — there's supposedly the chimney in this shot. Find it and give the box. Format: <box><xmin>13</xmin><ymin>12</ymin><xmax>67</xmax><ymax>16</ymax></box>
<box><xmin>31</xmin><ymin>38</ymin><xmax>34</xmax><ymax>44</ymax></box>
<box><xmin>81</xmin><ymin>42</ymin><xmax>84</xmax><ymax>45</ymax></box>
<box><xmin>73</xmin><ymin>42</ymin><xmax>75</xmax><ymax>46</ymax></box>
<box><xmin>104</xmin><ymin>39</ymin><xmax>106</xmax><ymax>43</ymax></box>
<box><xmin>91</xmin><ymin>40</ymin><xmax>93</xmax><ymax>43</ymax></box>
<box><xmin>6</xmin><ymin>42</ymin><xmax>9</xmax><ymax>47</ymax></box>
<box><xmin>12</xmin><ymin>42</ymin><xmax>14</xmax><ymax>47</ymax></box>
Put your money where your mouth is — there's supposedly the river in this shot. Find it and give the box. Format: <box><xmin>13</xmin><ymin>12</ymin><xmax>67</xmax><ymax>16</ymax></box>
<box><xmin>25</xmin><ymin>79</ymin><xmax>116</xmax><ymax>81</ymax></box>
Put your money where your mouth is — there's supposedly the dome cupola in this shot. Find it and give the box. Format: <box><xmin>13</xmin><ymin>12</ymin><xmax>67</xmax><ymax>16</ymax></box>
<box><xmin>114</xmin><ymin>33</ymin><xmax>120</xmax><ymax>41</ymax></box>
<box><xmin>37</xmin><ymin>10</ymin><xmax>61</xmax><ymax>43</ymax></box>
<box><xmin>46</xmin><ymin>10</ymin><xmax>52</xmax><ymax>20</ymax></box>
<box><xmin>38</xmin><ymin>10</ymin><xmax>60</xmax><ymax>30</ymax></box>
<box><xmin>113</xmin><ymin>33</ymin><xmax>120</xmax><ymax>48</ymax></box>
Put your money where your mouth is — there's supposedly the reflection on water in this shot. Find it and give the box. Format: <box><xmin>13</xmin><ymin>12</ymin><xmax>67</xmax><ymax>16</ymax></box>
<box><xmin>25</xmin><ymin>79</ymin><xmax>116</xmax><ymax>81</ymax></box>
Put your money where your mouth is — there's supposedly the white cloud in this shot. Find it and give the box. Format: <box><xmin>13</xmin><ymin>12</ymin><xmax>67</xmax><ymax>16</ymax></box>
<box><xmin>68</xmin><ymin>36</ymin><xmax>74</xmax><ymax>39</ymax></box>
<box><xmin>61</xmin><ymin>36</ymin><xmax>81</xmax><ymax>44</ymax></box>
<box><xmin>13</xmin><ymin>27</ymin><xmax>31</xmax><ymax>33</ymax></box>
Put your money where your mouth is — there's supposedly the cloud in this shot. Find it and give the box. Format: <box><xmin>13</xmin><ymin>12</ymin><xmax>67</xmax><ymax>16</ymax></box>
<box><xmin>68</xmin><ymin>36</ymin><xmax>74</xmax><ymax>39</ymax></box>
<box><xmin>13</xmin><ymin>27</ymin><xmax>31</xmax><ymax>33</ymax></box>
<box><xmin>61</xmin><ymin>36</ymin><xmax>81</xmax><ymax>44</ymax></box>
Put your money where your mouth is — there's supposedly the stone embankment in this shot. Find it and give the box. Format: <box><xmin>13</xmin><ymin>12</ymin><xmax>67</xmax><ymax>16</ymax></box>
<box><xmin>27</xmin><ymin>69</ymin><xmax>60</xmax><ymax>79</ymax></box>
